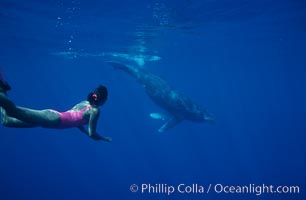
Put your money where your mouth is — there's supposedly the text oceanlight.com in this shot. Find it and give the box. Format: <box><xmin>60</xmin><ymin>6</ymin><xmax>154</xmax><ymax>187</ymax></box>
<box><xmin>130</xmin><ymin>183</ymin><xmax>300</xmax><ymax>196</ymax></box>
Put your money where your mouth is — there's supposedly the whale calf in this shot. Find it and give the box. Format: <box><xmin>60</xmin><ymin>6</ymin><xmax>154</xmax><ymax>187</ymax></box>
<box><xmin>107</xmin><ymin>61</ymin><xmax>214</xmax><ymax>132</ymax></box>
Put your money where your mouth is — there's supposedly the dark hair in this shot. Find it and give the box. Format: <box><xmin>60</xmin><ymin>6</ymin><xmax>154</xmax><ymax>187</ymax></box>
<box><xmin>87</xmin><ymin>85</ymin><xmax>108</xmax><ymax>106</ymax></box>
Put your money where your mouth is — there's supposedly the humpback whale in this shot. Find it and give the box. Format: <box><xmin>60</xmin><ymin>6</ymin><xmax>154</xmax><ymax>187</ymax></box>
<box><xmin>52</xmin><ymin>51</ymin><xmax>161</xmax><ymax>66</ymax></box>
<box><xmin>107</xmin><ymin>61</ymin><xmax>215</xmax><ymax>132</ymax></box>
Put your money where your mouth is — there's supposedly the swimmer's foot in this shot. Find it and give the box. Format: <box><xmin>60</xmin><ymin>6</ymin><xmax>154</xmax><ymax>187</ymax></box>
<box><xmin>101</xmin><ymin>136</ymin><xmax>112</xmax><ymax>142</ymax></box>
<box><xmin>90</xmin><ymin>133</ymin><xmax>112</xmax><ymax>142</ymax></box>
<box><xmin>0</xmin><ymin>70</ymin><xmax>11</xmax><ymax>93</ymax></box>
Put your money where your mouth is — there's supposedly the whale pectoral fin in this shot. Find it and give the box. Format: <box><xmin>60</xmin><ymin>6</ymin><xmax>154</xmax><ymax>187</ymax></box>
<box><xmin>158</xmin><ymin>117</ymin><xmax>183</xmax><ymax>132</ymax></box>
<box><xmin>150</xmin><ymin>113</ymin><xmax>166</xmax><ymax>121</ymax></box>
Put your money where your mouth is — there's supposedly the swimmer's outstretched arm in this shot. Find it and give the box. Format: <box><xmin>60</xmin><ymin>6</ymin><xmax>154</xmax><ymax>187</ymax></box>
<box><xmin>78</xmin><ymin>126</ymin><xmax>112</xmax><ymax>142</ymax></box>
<box><xmin>83</xmin><ymin>107</ymin><xmax>112</xmax><ymax>142</ymax></box>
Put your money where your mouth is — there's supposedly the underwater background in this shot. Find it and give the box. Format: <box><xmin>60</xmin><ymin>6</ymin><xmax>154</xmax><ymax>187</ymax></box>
<box><xmin>0</xmin><ymin>0</ymin><xmax>305</xmax><ymax>199</ymax></box>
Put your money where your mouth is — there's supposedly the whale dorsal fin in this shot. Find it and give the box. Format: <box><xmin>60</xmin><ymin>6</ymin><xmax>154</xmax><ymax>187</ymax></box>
<box><xmin>158</xmin><ymin>116</ymin><xmax>183</xmax><ymax>132</ymax></box>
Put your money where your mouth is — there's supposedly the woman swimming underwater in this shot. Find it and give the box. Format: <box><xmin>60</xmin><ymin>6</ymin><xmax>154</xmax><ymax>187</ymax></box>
<box><xmin>0</xmin><ymin>70</ymin><xmax>112</xmax><ymax>142</ymax></box>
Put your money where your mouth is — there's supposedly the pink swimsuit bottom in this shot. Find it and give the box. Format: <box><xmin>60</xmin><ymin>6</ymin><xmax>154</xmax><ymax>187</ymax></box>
<box><xmin>51</xmin><ymin>105</ymin><xmax>92</xmax><ymax>129</ymax></box>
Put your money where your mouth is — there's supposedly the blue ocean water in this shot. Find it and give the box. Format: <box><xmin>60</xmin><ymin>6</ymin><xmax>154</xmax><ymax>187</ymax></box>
<box><xmin>0</xmin><ymin>0</ymin><xmax>305</xmax><ymax>199</ymax></box>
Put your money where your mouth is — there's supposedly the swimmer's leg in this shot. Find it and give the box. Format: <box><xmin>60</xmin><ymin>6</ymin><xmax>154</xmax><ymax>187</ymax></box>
<box><xmin>0</xmin><ymin>92</ymin><xmax>32</xmax><ymax>127</ymax></box>
<box><xmin>0</xmin><ymin>70</ymin><xmax>11</xmax><ymax>93</ymax></box>
<box><xmin>0</xmin><ymin>93</ymin><xmax>60</xmax><ymax>127</ymax></box>
<box><xmin>1</xmin><ymin>107</ymin><xmax>36</xmax><ymax>128</ymax></box>
<box><xmin>8</xmin><ymin>107</ymin><xmax>60</xmax><ymax>128</ymax></box>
